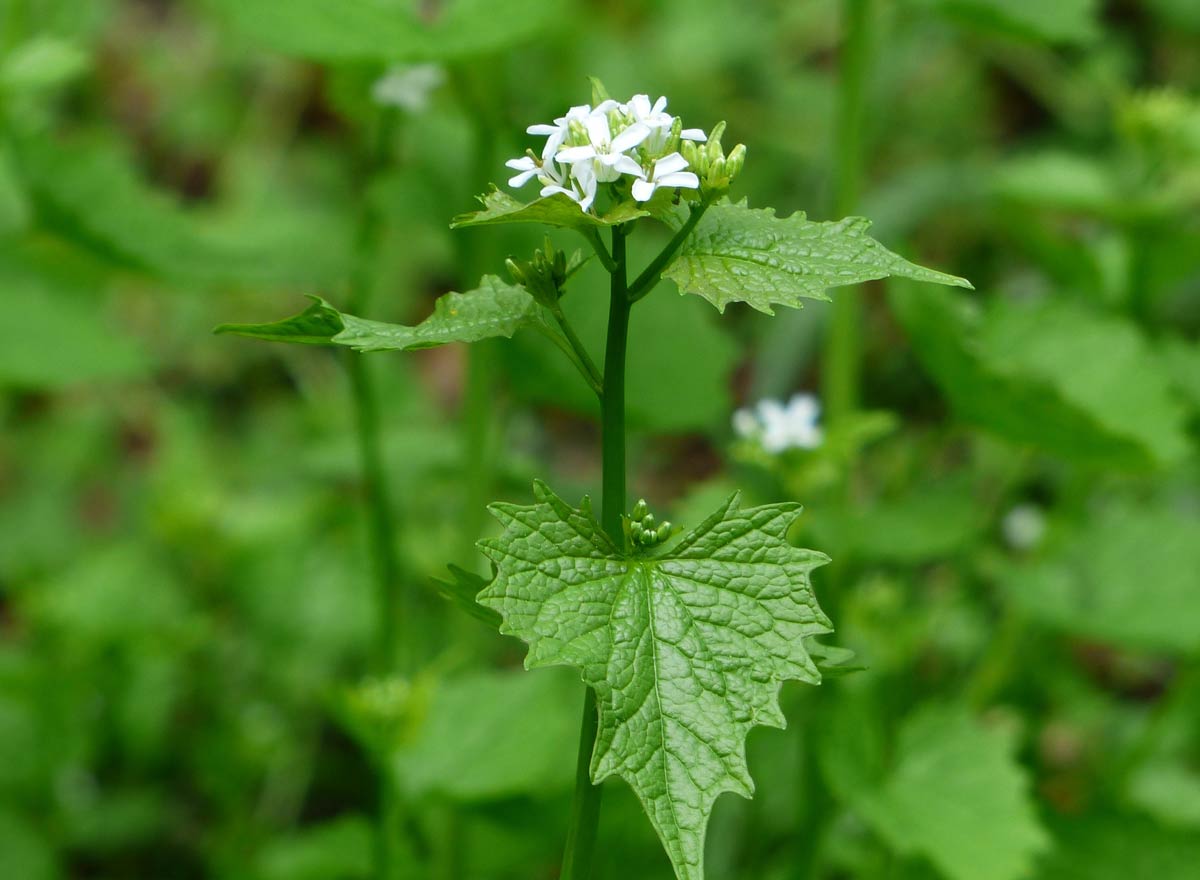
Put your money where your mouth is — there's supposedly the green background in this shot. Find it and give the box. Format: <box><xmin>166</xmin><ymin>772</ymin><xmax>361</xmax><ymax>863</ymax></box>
<box><xmin>2</xmin><ymin>1</ymin><xmax>1199</xmax><ymax>878</ymax></box>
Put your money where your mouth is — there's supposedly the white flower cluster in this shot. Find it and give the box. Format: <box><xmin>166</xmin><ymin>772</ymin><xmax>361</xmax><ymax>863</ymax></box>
<box><xmin>506</xmin><ymin>94</ymin><xmax>707</xmax><ymax>213</ymax></box>
<box><xmin>733</xmin><ymin>394</ymin><xmax>824</xmax><ymax>453</ymax></box>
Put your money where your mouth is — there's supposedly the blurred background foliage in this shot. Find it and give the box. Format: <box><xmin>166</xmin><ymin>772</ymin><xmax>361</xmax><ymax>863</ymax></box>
<box><xmin>1</xmin><ymin>0</ymin><xmax>1198</xmax><ymax>878</ymax></box>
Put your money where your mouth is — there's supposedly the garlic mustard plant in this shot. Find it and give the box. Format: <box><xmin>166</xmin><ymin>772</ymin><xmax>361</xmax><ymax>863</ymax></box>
<box><xmin>218</xmin><ymin>79</ymin><xmax>971</xmax><ymax>880</ymax></box>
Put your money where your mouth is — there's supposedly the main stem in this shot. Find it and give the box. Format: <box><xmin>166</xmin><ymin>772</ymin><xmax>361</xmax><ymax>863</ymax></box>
<box><xmin>560</xmin><ymin>224</ymin><xmax>630</xmax><ymax>880</ymax></box>
<box><xmin>822</xmin><ymin>0</ymin><xmax>873</xmax><ymax>429</ymax></box>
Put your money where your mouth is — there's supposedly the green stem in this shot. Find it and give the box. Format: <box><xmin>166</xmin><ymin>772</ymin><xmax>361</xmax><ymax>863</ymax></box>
<box><xmin>822</xmin><ymin>0</ymin><xmax>873</xmax><ymax>429</ymax></box>
<box><xmin>581</xmin><ymin>227</ymin><xmax>618</xmax><ymax>273</ymax></box>
<box><xmin>560</xmin><ymin>224</ymin><xmax>630</xmax><ymax>880</ymax></box>
<box><xmin>628</xmin><ymin>198</ymin><xmax>712</xmax><ymax>303</ymax></box>
<box><xmin>549</xmin><ymin>303</ymin><xmax>604</xmax><ymax>396</ymax></box>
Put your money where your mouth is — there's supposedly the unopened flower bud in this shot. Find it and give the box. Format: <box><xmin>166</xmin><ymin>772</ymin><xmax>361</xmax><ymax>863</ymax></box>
<box><xmin>726</xmin><ymin>143</ymin><xmax>746</xmax><ymax>180</ymax></box>
<box><xmin>655</xmin><ymin>522</ymin><xmax>672</xmax><ymax>542</ymax></box>
<box><xmin>632</xmin><ymin>499</ymin><xmax>649</xmax><ymax>520</ymax></box>
<box><xmin>505</xmin><ymin>258</ymin><xmax>527</xmax><ymax>286</ymax></box>
<box><xmin>706</xmin><ymin>121</ymin><xmax>726</xmax><ymax>162</ymax></box>
<box><xmin>631</xmin><ymin>522</ymin><xmax>645</xmax><ymax>543</ymax></box>
<box><xmin>641</xmin><ymin>514</ymin><xmax>656</xmax><ymax>530</ymax></box>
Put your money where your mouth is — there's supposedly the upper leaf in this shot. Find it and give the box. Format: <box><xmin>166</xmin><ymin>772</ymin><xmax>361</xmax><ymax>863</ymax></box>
<box><xmin>216</xmin><ymin>275</ymin><xmax>541</xmax><ymax>352</ymax></box>
<box><xmin>478</xmin><ymin>481</ymin><xmax>831</xmax><ymax>880</ymax></box>
<box><xmin>451</xmin><ymin>188</ymin><xmax>649</xmax><ymax>231</ymax></box>
<box><xmin>662</xmin><ymin>203</ymin><xmax>972</xmax><ymax>314</ymax></box>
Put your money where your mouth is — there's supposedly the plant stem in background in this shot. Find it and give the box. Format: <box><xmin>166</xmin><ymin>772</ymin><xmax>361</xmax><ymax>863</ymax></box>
<box><xmin>560</xmin><ymin>223</ymin><xmax>631</xmax><ymax>880</ymax></box>
<box><xmin>345</xmin><ymin>107</ymin><xmax>411</xmax><ymax>880</ymax></box>
<box><xmin>347</xmin><ymin>107</ymin><xmax>408</xmax><ymax>676</ymax></box>
<box><xmin>822</xmin><ymin>0</ymin><xmax>874</xmax><ymax>430</ymax></box>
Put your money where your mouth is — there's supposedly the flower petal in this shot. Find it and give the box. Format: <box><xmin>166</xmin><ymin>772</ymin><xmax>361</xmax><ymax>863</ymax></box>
<box><xmin>680</xmin><ymin>128</ymin><xmax>707</xmax><ymax>141</ymax></box>
<box><xmin>610</xmin><ymin>122</ymin><xmax>651</xmax><ymax>152</ymax></box>
<box><xmin>631</xmin><ymin>178</ymin><xmax>656</xmax><ymax>202</ymax></box>
<box><xmin>584</xmin><ymin>114</ymin><xmax>612</xmax><ymax>146</ymax></box>
<box><xmin>653</xmin><ymin>152</ymin><xmax>690</xmax><ymax>176</ymax></box>
<box><xmin>505</xmin><ymin>157</ymin><xmax>536</xmax><ymax>171</ymax></box>
<box><xmin>527</xmin><ymin>123</ymin><xmax>560</xmax><ymax>135</ymax></box>
<box><xmin>508</xmin><ymin>169</ymin><xmax>539</xmax><ymax>187</ymax></box>
<box><xmin>555</xmin><ymin>145</ymin><xmax>597</xmax><ymax>163</ymax></box>
<box><xmin>609</xmin><ymin>154</ymin><xmax>646</xmax><ymax>178</ymax></box>
<box><xmin>657</xmin><ymin>171</ymin><xmax>699</xmax><ymax>189</ymax></box>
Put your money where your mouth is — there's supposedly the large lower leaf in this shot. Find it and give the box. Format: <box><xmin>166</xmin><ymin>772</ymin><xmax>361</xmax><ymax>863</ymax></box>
<box><xmin>662</xmin><ymin>203</ymin><xmax>971</xmax><ymax>314</ymax></box>
<box><xmin>204</xmin><ymin>0</ymin><xmax>565</xmax><ymax>62</ymax></box>
<box><xmin>478</xmin><ymin>481</ymin><xmax>831</xmax><ymax>880</ymax></box>
<box><xmin>216</xmin><ymin>276</ymin><xmax>543</xmax><ymax>352</ymax></box>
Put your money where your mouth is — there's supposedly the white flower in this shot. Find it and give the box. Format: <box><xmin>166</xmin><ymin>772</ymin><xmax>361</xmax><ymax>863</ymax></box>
<box><xmin>1002</xmin><ymin>504</ymin><xmax>1046</xmax><ymax>551</ymax></box>
<box><xmin>556</xmin><ymin>115</ymin><xmax>650</xmax><ymax>183</ymax></box>
<box><xmin>505</xmin><ymin>153</ymin><xmax>592</xmax><ymax>209</ymax></box>
<box><xmin>371</xmin><ymin>64</ymin><xmax>444</xmax><ymax>113</ymax></box>
<box><xmin>631</xmin><ymin>152</ymin><xmax>699</xmax><ymax>202</ymax></box>
<box><xmin>504</xmin><ymin>92</ymin><xmax>713</xmax><ymax>215</ymax></box>
<box><xmin>628</xmin><ymin>94</ymin><xmax>707</xmax><ymax>152</ymax></box>
<box><xmin>733</xmin><ymin>393</ymin><xmax>823</xmax><ymax>453</ymax></box>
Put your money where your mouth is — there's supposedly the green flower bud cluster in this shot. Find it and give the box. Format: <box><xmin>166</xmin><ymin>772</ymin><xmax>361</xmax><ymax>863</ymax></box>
<box><xmin>627</xmin><ymin>498</ymin><xmax>674</xmax><ymax>549</ymax></box>
<box><xmin>680</xmin><ymin>121</ymin><xmax>747</xmax><ymax>196</ymax></box>
<box><xmin>506</xmin><ymin>236</ymin><xmax>579</xmax><ymax>307</ymax></box>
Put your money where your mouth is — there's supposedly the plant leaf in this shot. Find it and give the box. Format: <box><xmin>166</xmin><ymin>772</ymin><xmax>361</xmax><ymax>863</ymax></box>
<box><xmin>216</xmin><ymin>276</ymin><xmax>542</xmax><ymax>352</ymax></box>
<box><xmin>852</xmin><ymin>706</ymin><xmax>1049</xmax><ymax>880</ymax></box>
<box><xmin>1003</xmin><ymin>499</ymin><xmax>1200</xmax><ymax>654</ymax></box>
<box><xmin>477</xmin><ymin>481</ymin><xmax>832</xmax><ymax>880</ymax></box>
<box><xmin>204</xmin><ymin>0</ymin><xmax>567</xmax><ymax>62</ymax></box>
<box><xmin>662</xmin><ymin>203</ymin><xmax>971</xmax><ymax>314</ymax></box>
<box><xmin>451</xmin><ymin>188</ymin><xmax>649</xmax><ymax>231</ymax></box>
<box><xmin>892</xmin><ymin>284</ymin><xmax>1189</xmax><ymax>469</ymax></box>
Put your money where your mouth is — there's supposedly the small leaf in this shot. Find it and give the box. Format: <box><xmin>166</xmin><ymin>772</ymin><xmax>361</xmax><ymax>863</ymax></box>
<box><xmin>852</xmin><ymin>706</ymin><xmax>1049</xmax><ymax>880</ymax></box>
<box><xmin>451</xmin><ymin>188</ymin><xmax>649</xmax><ymax>231</ymax></box>
<box><xmin>478</xmin><ymin>481</ymin><xmax>832</xmax><ymax>880</ymax></box>
<box><xmin>662</xmin><ymin>203</ymin><xmax>971</xmax><ymax>314</ymax></box>
<box><xmin>433</xmin><ymin>565</ymin><xmax>502</xmax><ymax>627</ymax></box>
<box><xmin>217</xmin><ymin>276</ymin><xmax>541</xmax><ymax>352</ymax></box>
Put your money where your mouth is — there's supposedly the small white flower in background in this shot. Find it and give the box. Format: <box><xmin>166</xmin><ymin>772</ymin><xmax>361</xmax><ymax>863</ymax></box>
<box><xmin>733</xmin><ymin>393</ymin><xmax>824</xmax><ymax>453</ymax></box>
<box><xmin>506</xmin><ymin>92</ymin><xmax>709</xmax><ymax>214</ymax></box>
<box><xmin>1002</xmin><ymin>504</ymin><xmax>1046</xmax><ymax>551</ymax></box>
<box><xmin>371</xmin><ymin>63</ymin><xmax>445</xmax><ymax>113</ymax></box>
